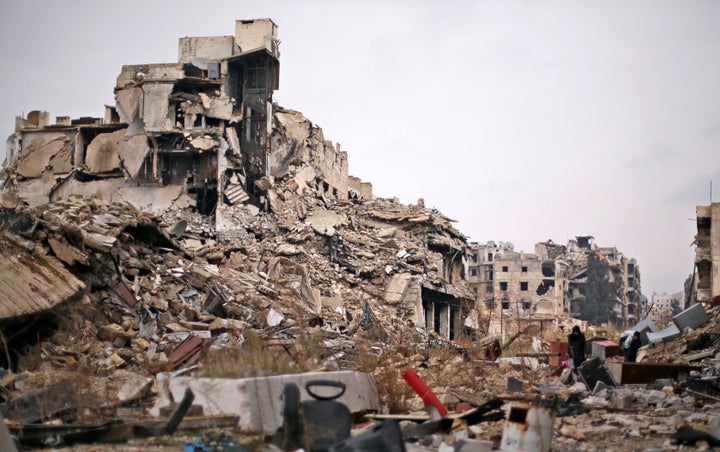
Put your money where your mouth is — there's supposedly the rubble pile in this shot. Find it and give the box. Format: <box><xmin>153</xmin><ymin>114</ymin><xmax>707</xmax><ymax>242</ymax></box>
<box><xmin>0</xmin><ymin>165</ymin><xmax>476</xmax><ymax>387</ymax></box>
<box><xmin>1</xmin><ymin>16</ymin><xmax>720</xmax><ymax>449</ymax></box>
<box><xmin>3</xmin><ymin>163</ymin><xmax>720</xmax><ymax>450</ymax></box>
<box><xmin>3</xmin><ymin>191</ymin><xmax>720</xmax><ymax>449</ymax></box>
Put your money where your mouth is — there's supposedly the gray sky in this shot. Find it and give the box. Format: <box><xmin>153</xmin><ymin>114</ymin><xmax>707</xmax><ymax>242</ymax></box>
<box><xmin>2</xmin><ymin>0</ymin><xmax>719</xmax><ymax>297</ymax></box>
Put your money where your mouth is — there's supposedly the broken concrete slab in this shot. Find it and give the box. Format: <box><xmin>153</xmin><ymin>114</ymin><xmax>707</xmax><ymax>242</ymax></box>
<box><xmin>190</xmin><ymin>136</ymin><xmax>216</xmax><ymax>150</ymax></box>
<box><xmin>293</xmin><ymin>165</ymin><xmax>317</xmax><ymax>193</ymax></box>
<box><xmin>112</xmin><ymin>185</ymin><xmax>183</xmax><ymax>215</ymax></box>
<box><xmin>16</xmin><ymin>133</ymin><xmax>72</xmax><ymax>178</ymax></box>
<box><xmin>673</xmin><ymin>303</ymin><xmax>710</xmax><ymax>331</ymax></box>
<box><xmin>629</xmin><ymin>318</ymin><xmax>659</xmax><ymax>346</ymax></box>
<box><xmin>50</xmin><ymin>177</ymin><xmax>125</xmax><ymax>204</ymax></box>
<box><xmin>115</xmin><ymin>87</ymin><xmax>143</xmax><ymax>124</ymax></box>
<box><xmin>85</xmin><ymin>129</ymin><xmax>125</xmax><ymax>173</ymax></box>
<box><xmin>383</xmin><ymin>273</ymin><xmax>414</xmax><ymax>305</ymax></box>
<box><xmin>305</xmin><ymin>209</ymin><xmax>344</xmax><ymax>237</ymax></box>
<box><xmin>142</xmin><ymin>83</ymin><xmax>175</xmax><ymax>132</ymax></box>
<box><xmin>199</xmin><ymin>93</ymin><xmax>233</xmax><ymax>120</ymax></box>
<box><xmin>48</xmin><ymin>237</ymin><xmax>90</xmax><ymax>266</ymax></box>
<box><xmin>685</xmin><ymin>349</ymin><xmax>716</xmax><ymax>362</ymax></box>
<box><xmin>0</xmin><ymin>235</ymin><xmax>86</xmax><ymax>320</ymax></box>
<box><xmin>646</xmin><ymin>324</ymin><xmax>681</xmax><ymax>345</ymax></box>
<box><xmin>117</xmin><ymin>134</ymin><xmax>151</xmax><ymax>179</ymax></box>
<box><xmin>14</xmin><ymin>173</ymin><xmax>57</xmax><ymax>206</ymax></box>
<box><xmin>156</xmin><ymin>371</ymin><xmax>379</xmax><ymax>433</ymax></box>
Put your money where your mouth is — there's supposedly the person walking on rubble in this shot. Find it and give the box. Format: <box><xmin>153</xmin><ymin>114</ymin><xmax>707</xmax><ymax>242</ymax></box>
<box><xmin>623</xmin><ymin>331</ymin><xmax>641</xmax><ymax>362</ymax></box>
<box><xmin>567</xmin><ymin>325</ymin><xmax>587</xmax><ymax>369</ymax></box>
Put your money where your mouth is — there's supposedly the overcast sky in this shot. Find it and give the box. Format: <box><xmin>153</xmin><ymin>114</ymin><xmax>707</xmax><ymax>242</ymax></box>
<box><xmin>2</xmin><ymin>0</ymin><xmax>719</xmax><ymax>297</ymax></box>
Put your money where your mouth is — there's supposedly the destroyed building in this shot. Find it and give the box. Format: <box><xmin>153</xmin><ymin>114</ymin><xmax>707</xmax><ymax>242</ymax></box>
<box><xmin>0</xmin><ymin>18</ymin><xmax>474</xmax><ymax>353</ymax></box>
<box><xmin>647</xmin><ymin>291</ymin><xmax>685</xmax><ymax>326</ymax></box>
<box><xmin>2</xmin><ymin>19</ymin><xmax>371</xmax><ymax>224</ymax></box>
<box><xmin>466</xmin><ymin>241</ymin><xmax>561</xmax><ymax>340</ymax></box>
<box><xmin>5</xmin><ymin>18</ymin><xmax>720</xmax><ymax>452</ymax></box>
<box><xmin>466</xmin><ymin>236</ymin><xmax>642</xmax><ymax>339</ymax></box>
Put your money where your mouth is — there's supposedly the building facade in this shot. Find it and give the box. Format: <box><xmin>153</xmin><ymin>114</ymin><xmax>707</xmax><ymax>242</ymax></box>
<box><xmin>467</xmin><ymin>236</ymin><xmax>642</xmax><ymax>340</ymax></box>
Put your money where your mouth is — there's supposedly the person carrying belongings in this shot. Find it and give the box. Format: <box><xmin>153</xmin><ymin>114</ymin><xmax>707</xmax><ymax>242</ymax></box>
<box><xmin>567</xmin><ymin>325</ymin><xmax>587</xmax><ymax>369</ymax></box>
<box><xmin>623</xmin><ymin>331</ymin><xmax>641</xmax><ymax>362</ymax></box>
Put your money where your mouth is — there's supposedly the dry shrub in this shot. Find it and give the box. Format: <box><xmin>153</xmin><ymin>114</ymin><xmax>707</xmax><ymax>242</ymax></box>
<box><xmin>201</xmin><ymin>328</ymin><xmax>327</xmax><ymax>378</ymax></box>
<box><xmin>358</xmin><ymin>341</ymin><xmax>415</xmax><ymax>414</ymax></box>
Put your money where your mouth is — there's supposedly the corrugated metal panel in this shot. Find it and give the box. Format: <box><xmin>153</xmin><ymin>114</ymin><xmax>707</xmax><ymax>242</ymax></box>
<box><xmin>0</xmin><ymin>236</ymin><xmax>85</xmax><ymax>320</ymax></box>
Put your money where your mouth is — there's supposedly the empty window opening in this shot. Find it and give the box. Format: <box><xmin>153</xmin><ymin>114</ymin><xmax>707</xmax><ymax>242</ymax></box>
<box><xmin>541</xmin><ymin>261</ymin><xmax>555</xmax><ymax>277</ymax></box>
<box><xmin>536</xmin><ymin>279</ymin><xmax>554</xmax><ymax>295</ymax></box>
<box><xmin>502</xmin><ymin>266</ymin><xmax>508</xmax><ymax>272</ymax></box>
<box><xmin>508</xmin><ymin>406</ymin><xmax>528</xmax><ymax>423</ymax></box>
<box><xmin>500</xmin><ymin>282</ymin><xmax>508</xmax><ymax>291</ymax></box>
<box><xmin>520</xmin><ymin>282</ymin><xmax>528</xmax><ymax>291</ymax></box>
<box><xmin>521</xmin><ymin>266</ymin><xmax>528</xmax><ymax>272</ymax></box>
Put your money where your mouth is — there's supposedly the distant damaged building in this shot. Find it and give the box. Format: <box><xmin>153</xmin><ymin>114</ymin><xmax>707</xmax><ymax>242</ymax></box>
<box><xmin>467</xmin><ymin>236</ymin><xmax>642</xmax><ymax>339</ymax></box>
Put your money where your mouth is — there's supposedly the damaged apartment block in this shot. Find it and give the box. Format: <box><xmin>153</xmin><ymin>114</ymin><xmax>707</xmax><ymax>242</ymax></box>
<box><xmin>1</xmin><ymin>19</ymin><xmax>473</xmax><ymax>343</ymax></box>
<box><xmin>466</xmin><ymin>237</ymin><xmax>642</xmax><ymax>341</ymax></box>
<box><xmin>2</xmin><ymin>19</ymin><xmax>371</xmax><ymax>235</ymax></box>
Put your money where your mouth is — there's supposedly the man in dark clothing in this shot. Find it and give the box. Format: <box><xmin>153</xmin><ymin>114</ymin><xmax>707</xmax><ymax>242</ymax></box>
<box><xmin>567</xmin><ymin>325</ymin><xmax>587</xmax><ymax>369</ymax></box>
<box><xmin>623</xmin><ymin>331</ymin><xmax>641</xmax><ymax>362</ymax></box>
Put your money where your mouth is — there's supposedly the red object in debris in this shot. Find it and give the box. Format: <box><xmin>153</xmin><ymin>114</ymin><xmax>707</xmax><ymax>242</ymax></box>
<box><xmin>549</xmin><ymin>341</ymin><xmax>568</xmax><ymax>367</ymax></box>
<box><xmin>402</xmin><ymin>368</ymin><xmax>447</xmax><ymax>418</ymax></box>
<box><xmin>112</xmin><ymin>279</ymin><xmax>137</xmax><ymax>308</ymax></box>
<box><xmin>455</xmin><ymin>402</ymin><xmax>473</xmax><ymax>412</ymax></box>
<box><xmin>168</xmin><ymin>335</ymin><xmax>204</xmax><ymax>367</ymax></box>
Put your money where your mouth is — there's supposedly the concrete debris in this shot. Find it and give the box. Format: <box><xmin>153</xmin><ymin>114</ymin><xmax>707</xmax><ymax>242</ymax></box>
<box><xmin>2</xmin><ymin>17</ymin><xmax>720</xmax><ymax>452</ymax></box>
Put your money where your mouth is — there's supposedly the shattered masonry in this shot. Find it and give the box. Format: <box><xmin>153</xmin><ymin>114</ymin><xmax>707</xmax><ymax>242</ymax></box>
<box><xmin>0</xmin><ymin>19</ymin><xmax>473</xmax><ymax>344</ymax></box>
<box><xmin>2</xmin><ymin>19</ymin><xmax>370</xmax><ymax>226</ymax></box>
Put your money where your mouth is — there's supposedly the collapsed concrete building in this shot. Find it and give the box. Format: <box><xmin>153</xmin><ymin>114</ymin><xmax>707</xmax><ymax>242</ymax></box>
<box><xmin>466</xmin><ymin>236</ymin><xmax>642</xmax><ymax>340</ymax></box>
<box><xmin>0</xmin><ymin>19</ymin><xmax>472</xmax><ymax>345</ymax></box>
<box><xmin>2</xmin><ymin>19</ymin><xmax>370</xmax><ymax>223</ymax></box>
